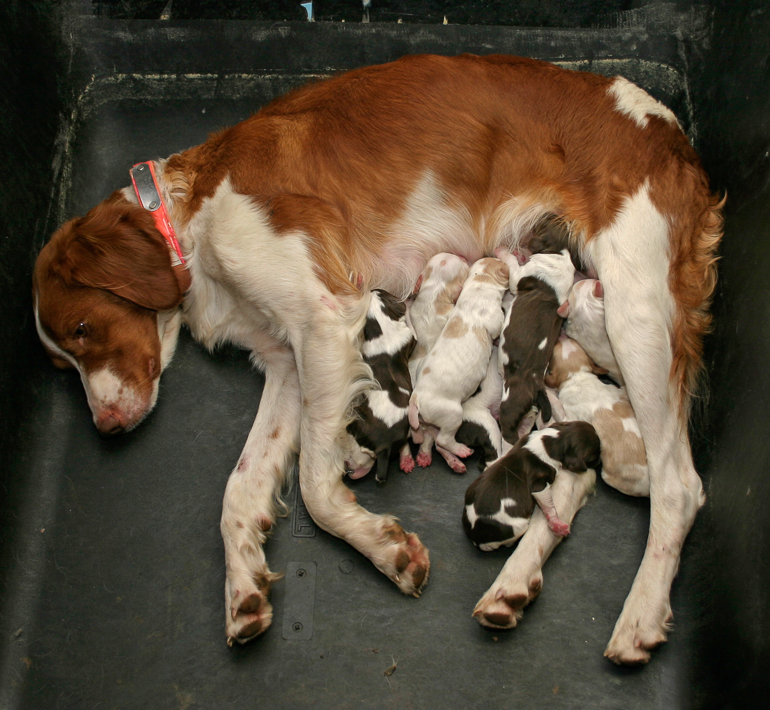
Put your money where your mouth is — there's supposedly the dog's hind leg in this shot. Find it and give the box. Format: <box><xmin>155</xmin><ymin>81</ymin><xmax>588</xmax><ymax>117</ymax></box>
<box><xmin>221</xmin><ymin>342</ymin><xmax>300</xmax><ymax>646</ymax></box>
<box><xmin>294</xmin><ymin>304</ymin><xmax>430</xmax><ymax>597</ymax></box>
<box><xmin>588</xmin><ymin>183</ymin><xmax>716</xmax><ymax>665</ymax></box>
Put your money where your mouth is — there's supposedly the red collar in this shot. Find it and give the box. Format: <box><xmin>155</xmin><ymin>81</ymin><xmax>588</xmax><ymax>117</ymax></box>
<box><xmin>130</xmin><ymin>161</ymin><xmax>191</xmax><ymax>295</ymax></box>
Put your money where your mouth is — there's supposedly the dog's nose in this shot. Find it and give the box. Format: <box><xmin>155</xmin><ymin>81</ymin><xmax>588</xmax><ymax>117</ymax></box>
<box><xmin>96</xmin><ymin>411</ymin><xmax>125</xmax><ymax>436</ymax></box>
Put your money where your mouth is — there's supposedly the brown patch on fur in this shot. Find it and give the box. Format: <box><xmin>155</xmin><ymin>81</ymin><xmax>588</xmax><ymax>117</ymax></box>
<box><xmin>593</xmin><ymin>406</ymin><xmax>647</xmax><ymax>470</ymax></box>
<box><xmin>412</xmin><ymin>343</ymin><xmax>427</xmax><ymax>360</ymax></box>
<box><xmin>435</xmin><ymin>301</ymin><xmax>453</xmax><ymax>316</ymax></box>
<box><xmin>256</xmin><ymin>517</ymin><xmax>273</xmax><ymax>533</ymax></box>
<box><xmin>473</xmin><ymin>325</ymin><xmax>490</xmax><ymax>346</ymax></box>
<box><xmin>383</xmin><ymin>523</ymin><xmax>407</xmax><ymax>544</ymax></box>
<box><xmin>269</xmin><ymin>427</ymin><xmax>281</xmax><ymax>440</ymax></box>
<box><xmin>443</xmin><ymin>316</ymin><xmax>468</xmax><ymax>339</ymax></box>
<box><xmin>421</xmin><ymin>366</ymin><xmax>431</xmax><ymax>375</ymax></box>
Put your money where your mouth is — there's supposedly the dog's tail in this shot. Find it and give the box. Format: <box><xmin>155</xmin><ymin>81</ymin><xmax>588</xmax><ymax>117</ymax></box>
<box><xmin>408</xmin><ymin>391</ymin><xmax>420</xmax><ymax>431</ymax></box>
<box><xmin>668</xmin><ymin>181</ymin><xmax>724</xmax><ymax>420</ymax></box>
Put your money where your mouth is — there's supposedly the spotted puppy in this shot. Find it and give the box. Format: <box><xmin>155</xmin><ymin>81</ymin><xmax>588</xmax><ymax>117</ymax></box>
<box><xmin>409</xmin><ymin>258</ymin><xmax>508</xmax><ymax>473</ymax></box>
<box><xmin>407</xmin><ymin>253</ymin><xmax>469</xmax><ymax>467</ymax></box>
<box><xmin>546</xmin><ymin>335</ymin><xmax>649</xmax><ymax>496</ymax></box>
<box><xmin>561</xmin><ymin>279</ymin><xmax>623</xmax><ymax>385</ymax></box>
<box><xmin>462</xmin><ymin>421</ymin><xmax>601</xmax><ymax>550</ymax></box>
<box><xmin>345</xmin><ymin>289</ymin><xmax>416</xmax><ymax>483</ymax></box>
<box><xmin>494</xmin><ymin>248</ymin><xmax>575</xmax><ymax>445</ymax></box>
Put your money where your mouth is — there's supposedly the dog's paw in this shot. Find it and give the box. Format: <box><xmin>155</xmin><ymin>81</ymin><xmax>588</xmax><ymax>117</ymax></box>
<box><xmin>225</xmin><ymin>572</ymin><xmax>280</xmax><ymax>646</ymax></box>
<box><xmin>604</xmin><ymin>603</ymin><xmax>672</xmax><ymax>666</ymax></box>
<box><xmin>377</xmin><ymin>523</ymin><xmax>430</xmax><ymax>597</ymax></box>
<box><xmin>472</xmin><ymin>574</ymin><xmax>543</xmax><ymax>629</ymax></box>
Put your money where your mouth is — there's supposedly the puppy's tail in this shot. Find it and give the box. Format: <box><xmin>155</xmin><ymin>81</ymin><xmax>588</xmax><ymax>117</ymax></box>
<box><xmin>408</xmin><ymin>392</ymin><xmax>420</xmax><ymax>431</ymax></box>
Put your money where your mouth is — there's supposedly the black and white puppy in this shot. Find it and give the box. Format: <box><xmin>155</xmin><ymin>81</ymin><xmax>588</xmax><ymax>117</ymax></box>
<box><xmin>462</xmin><ymin>421</ymin><xmax>601</xmax><ymax>551</ymax></box>
<box><xmin>345</xmin><ymin>289</ymin><xmax>416</xmax><ymax>483</ymax></box>
<box><xmin>494</xmin><ymin>248</ymin><xmax>575</xmax><ymax>446</ymax></box>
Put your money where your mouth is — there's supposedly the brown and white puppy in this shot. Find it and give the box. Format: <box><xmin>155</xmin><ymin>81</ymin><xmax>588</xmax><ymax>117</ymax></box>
<box><xmin>407</xmin><ymin>253</ymin><xmax>469</xmax><ymax>467</ymax></box>
<box><xmin>345</xmin><ymin>289</ymin><xmax>416</xmax><ymax>483</ymax></box>
<box><xmin>561</xmin><ymin>279</ymin><xmax>623</xmax><ymax>385</ymax></box>
<box><xmin>495</xmin><ymin>249</ymin><xmax>575</xmax><ymax>445</ymax></box>
<box><xmin>546</xmin><ymin>335</ymin><xmax>649</xmax><ymax>496</ymax></box>
<box><xmin>409</xmin><ymin>258</ymin><xmax>508</xmax><ymax>473</ymax></box>
<box><xmin>462</xmin><ymin>421</ymin><xmax>601</xmax><ymax>550</ymax></box>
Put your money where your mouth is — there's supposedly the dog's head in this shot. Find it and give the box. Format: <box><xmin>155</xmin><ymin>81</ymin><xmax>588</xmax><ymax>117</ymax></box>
<box><xmin>541</xmin><ymin>421</ymin><xmax>602</xmax><ymax>473</ymax></box>
<box><xmin>33</xmin><ymin>193</ymin><xmax>185</xmax><ymax>435</ymax></box>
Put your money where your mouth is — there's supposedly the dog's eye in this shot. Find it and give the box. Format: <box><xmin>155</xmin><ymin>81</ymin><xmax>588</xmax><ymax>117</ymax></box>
<box><xmin>74</xmin><ymin>323</ymin><xmax>87</xmax><ymax>339</ymax></box>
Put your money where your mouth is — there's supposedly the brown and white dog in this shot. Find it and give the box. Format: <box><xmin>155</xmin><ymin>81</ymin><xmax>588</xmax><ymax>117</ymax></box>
<box><xmin>32</xmin><ymin>54</ymin><xmax>722</xmax><ymax>664</ymax></box>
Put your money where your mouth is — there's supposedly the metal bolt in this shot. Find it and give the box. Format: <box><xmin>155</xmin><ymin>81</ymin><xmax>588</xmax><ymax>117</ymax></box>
<box><xmin>296</xmin><ymin>568</ymin><xmax>306</xmax><ymax>577</ymax></box>
<box><xmin>292</xmin><ymin>622</ymin><xmax>303</xmax><ymax>632</ymax></box>
<box><xmin>137</xmin><ymin>164</ymin><xmax>145</xmax><ymax>170</ymax></box>
<box><xmin>148</xmin><ymin>200</ymin><xmax>158</xmax><ymax>209</ymax></box>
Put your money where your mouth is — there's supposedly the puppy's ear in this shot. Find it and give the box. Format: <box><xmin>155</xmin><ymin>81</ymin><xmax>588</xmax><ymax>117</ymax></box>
<box><xmin>593</xmin><ymin>281</ymin><xmax>604</xmax><ymax>299</ymax></box>
<box><xmin>56</xmin><ymin>195</ymin><xmax>183</xmax><ymax>311</ymax></box>
<box><xmin>557</xmin><ymin>301</ymin><xmax>570</xmax><ymax>318</ymax></box>
<box><xmin>559</xmin><ymin>424</ymin><xmax>602</xmax><ymax>473</ymax></box>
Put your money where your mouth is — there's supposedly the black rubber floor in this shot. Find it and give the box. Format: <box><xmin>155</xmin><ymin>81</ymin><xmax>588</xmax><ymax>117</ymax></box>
<box><xmin>2</xmin><ymin>77</ymin><xmax>714</xmax><ymax>710</ymax></box>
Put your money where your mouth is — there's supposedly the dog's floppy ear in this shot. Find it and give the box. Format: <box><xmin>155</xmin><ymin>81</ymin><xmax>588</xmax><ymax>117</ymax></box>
<box><xmin>55</xmin><ymin>195</ymin><xmax>183</xmax><ymax>311</ymax></box>
<box><xmin>562</xmin><ymin>424</ymin><xmax>601</xmax><ymax>473</ymax></box>
<box><xmin>557</xmin><ymin>301</ymin><xmax>570</xmax><ymax>318</ymax></box>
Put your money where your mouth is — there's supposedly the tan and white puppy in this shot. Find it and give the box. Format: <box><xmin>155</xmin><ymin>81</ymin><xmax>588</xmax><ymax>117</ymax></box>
<box><xmin>561</xmin><ymin>278</ymin><xmax>623</xmax><ymax>385</ymax></box>
<box><xmin>545</xmin><ymin>335</ymin><xmax>649</xmax><ymax>496</ymax></box>
<box><xmin>407</xmin><ymin>253</ymin><xmax>469</xmax><ymax>467</ymax></box>
<box><xmin>408</xmin><ymin>258</ymin><xmax>508</xmax><ymax>473</ymax></box>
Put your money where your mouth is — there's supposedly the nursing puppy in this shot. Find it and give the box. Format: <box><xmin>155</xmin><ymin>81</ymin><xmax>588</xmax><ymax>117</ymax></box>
<box><xmin>462</xmin><ymin>421</ymin><xmax>601</xmax><ymax>550</ymax></box>
<box><xmin>409</xmin><ymin>258</ymin><xmax>508</xmax><ymax>473</ymax></box>
<box><xmin>495</xmin><ymin>249</ymin><xmax>575</xmax><ymax>445</ymax></box>
<box><xmin>346</xmin><ymin>289</ymin><xmax>416</xmax><ymax>483</ymax></box>
<box><xmin>407</xmin><ymin>253</ymin><xmax>469</xmax><ymax>467</ymax></box>
<box><xmin>562</xmin><ymin>279</ymin><xmax>623</xmax><ymax>385</ymax></box>
<box><xmin>455</xmin><ymin>346</ymin><xmax>504</xmax><ymax>470</ymax></box>
<box><xmin>546</xmin><ymin>335</ymin><xmax>649</xmax><ymax>496</ymax></box>
<box><xmin>522</xmin><ymin>214</ymin><xmax>590</xmax><ymax>274</ymax></box>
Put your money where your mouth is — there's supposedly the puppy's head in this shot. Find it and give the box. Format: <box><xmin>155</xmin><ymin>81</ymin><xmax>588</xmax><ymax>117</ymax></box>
<box><xmin>560</xmin><ymin>278</ymin><xmax>604</xmax><ymax>322</ymax></box>
<box><xmin>33</xmin><ymin>192</ymin><xmax>184</xmax><ymax>435</ymax></box>
<box><xmin>468</xmin><ymin>257</ymin><xmax>509</xmax><ymax>288</ymax></box>
<box><xmin>545</xmin><ymin>335</ymin><xmax>605</xmax><ymax>388</ymax></box>
<box><xmin>542</xmin><ymin>421</ymin><xmax>602</xmax><ymax>473</ymax></box>
<box><xmin>416</xmin><ymin>253</ymin><xmax>470</xmax><ymax>303</ymax></box>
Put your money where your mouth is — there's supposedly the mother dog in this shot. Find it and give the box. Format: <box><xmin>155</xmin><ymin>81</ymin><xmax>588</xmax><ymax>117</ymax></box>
<box><xmin>32</xmin><ymin>54</ymin><xmax>722</xmax><ymax>665</ymax></box>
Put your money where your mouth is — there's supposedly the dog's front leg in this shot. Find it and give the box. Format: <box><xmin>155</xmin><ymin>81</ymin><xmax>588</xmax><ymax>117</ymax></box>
<box><xmin>472</xmin><ymin>467</ymin><xmax>596</xmax><ymax>629</ymax></box>
<box><xmin>221</xmin><ymin>343</ymin><xmax>300</xmax><ymax>646</ymax></box>
<box><xmin>293</xmin><ymin>306</ymin><xmax>430</xmax><ymax>596</ymax></box>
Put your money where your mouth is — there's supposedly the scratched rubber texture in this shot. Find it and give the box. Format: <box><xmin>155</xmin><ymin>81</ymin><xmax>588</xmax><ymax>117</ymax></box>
<box><xmin>2</xmin><ymin>7</ymin><xmax>766</xmax><ymax>710</ymax></box>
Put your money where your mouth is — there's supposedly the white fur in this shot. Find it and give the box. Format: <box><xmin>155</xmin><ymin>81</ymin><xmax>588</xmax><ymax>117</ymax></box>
<box><xmin>608</xmin><ymin>77</ymin><xmax>680</xmax><ymax>129</ymax></box>
<box><xmin>564</xmin><ymin>279</ymin><xmax>623</xmax><ymax>384</ymax></box>
<box><xmin>585</xmin><ymin>183</ymin><xmax>705</xmax><ymax>663</ymax></box>
<box><xmin>498</xmin><ymin>249</ymin><xmax>575</xmax><ymax>304</ymax></box>
<box><xmin>460</xmin><ymin>347</ymin><xmax>503</xmax><ymax>465</ymax></box>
